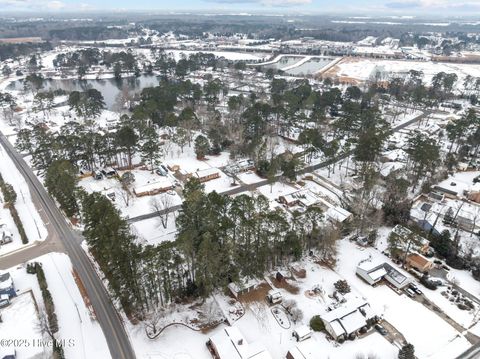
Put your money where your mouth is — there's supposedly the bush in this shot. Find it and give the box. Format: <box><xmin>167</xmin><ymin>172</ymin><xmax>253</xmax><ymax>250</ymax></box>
<box><xmin>334</xmin><ymin>280</ymin><xmax>351</xmax><ymax>294</ymax></box>
<box><xmin>35</xmin><ymin>263</ymin><xmax>59</xmax><ymax>334</ymax></box>
<box><xmin>0</xmin><ymin>174</ymin><xmax>28</xmax><ymax>244</ymax></box>
<box><xmin>8</xmin><ymin>205</ymin><xmax>28</xmax><ymax>244</ymax></box>
<box><xmin>310</xmin><ymin>315</ymin><xmax>325</xmax><ymax>332</ymax></box>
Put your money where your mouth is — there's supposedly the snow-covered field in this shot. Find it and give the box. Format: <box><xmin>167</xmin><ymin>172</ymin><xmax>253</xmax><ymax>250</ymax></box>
<box><xmin>331</xmin><ymin>57</ymin><xmax>480</xmax><ymax>88</ymax></box>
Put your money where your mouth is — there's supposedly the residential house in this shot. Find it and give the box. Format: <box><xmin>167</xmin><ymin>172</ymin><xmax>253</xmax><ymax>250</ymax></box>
<box><xmin>132</xmin><ymin>178</ymin><xmax>174</xmax><ymax>197</ymax></box>
<box><xmin>321</xmin><ymin>295</ymin><xmax>376</xmax><ymax>341</ymax></box>
<box><xmin>278</xmin><ymin>189</ymin><xmax>319</xmax><ymax>208</ymax></box>
<box><xmin>195</xmin><ymin>168</ymin><xmax>221</xmax><ymax>183</ymax></box>
<box><xmin>406</xmin><ymin>253</ymin><xmax>433</xmax><ymax>273</ymax></box>
<box><xmin>207</xmin><ymin>326</ymin><xmax>272</xmax><ymax>359</ymax></box>
<box><xmin>356</xmin><ymin>259</ymin><xmax>413</xmax><ymax>290</ymax></box>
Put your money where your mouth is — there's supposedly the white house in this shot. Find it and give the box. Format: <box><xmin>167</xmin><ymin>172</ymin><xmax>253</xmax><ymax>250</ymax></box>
<box><xmin>321</xmin><ymin>295</ymin><xmax>376</xmax><ymax>341</ymax></box>
<box><xmin>207</xmin><ymin>326</ymin><xmax>272</xmax><ymax>359</ymax></box>
<box><xmin>356</xmin><ymin>259</ymin><xmax>413</xmax><ymax>290</ymax></box>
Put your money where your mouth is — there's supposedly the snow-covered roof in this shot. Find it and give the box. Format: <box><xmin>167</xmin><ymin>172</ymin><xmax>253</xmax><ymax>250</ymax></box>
<box><xmin>293</xmin><ymin>325</ymin><xmax>311</xmax><ymax>339</ymax></box>
<box><xmin>368</xmin><ymin>267</ymin><xmax>388</xmax><ymax>282</ymax></box>
<box><xmin>209</xmin><ymin>326</ymin><xmax>272</xmax><ymax>359</ymax></box>
<box><xmin>195</xmin><ymin>168</ymin><xmax>220</xmax><ymax>178</ymax></box>
<box><xmin>339</xmin><ymin>309</ymin><xmax>367</xmax><ymax>334</ymax></box>
<box><xmin>326</xmin><ymin>206</ymin><xmax>352</xmax><ymax>223</ymax></box>
<box><xmin>133</xmin><ymin>177</ymin><xmax>173</xmax><ymax>194</ymax></box>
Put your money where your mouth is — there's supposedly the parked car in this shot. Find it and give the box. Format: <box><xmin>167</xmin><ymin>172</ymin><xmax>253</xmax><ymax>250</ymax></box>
<box><xmin>375</xmin><ymin>324</ymin><xmax>388</xmax><ymax>336</ymax></box>
<box><xmin>405</xmin><ymin>288</ymin><xmax>416</xmax><ymax>298</ymax></box>
<box><xmin>409</xmin><ymin>283</ymin><xmax>423</xmax><ymax>295</ymax></box>
<box><xmin>92</xmin><ymin>169</ymin><xmax>103</xmax><ymax>180</ymax></box>
<box><xmin>156</xmin><ymin>167</ymin><xmax>168</xmax><ymax>176</ymax></box>
<box><xmin>101</xmin><ymin>167</ymin><xmax>117</xmax><ymax>178</ymax></box>
<box><xmin>266</xmin><ymin>289</ymin><xmax>282</xmax><ymax>304</ymax></box>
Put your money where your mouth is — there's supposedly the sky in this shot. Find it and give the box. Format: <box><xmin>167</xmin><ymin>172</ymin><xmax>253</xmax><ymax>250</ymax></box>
<box><xmin>1</xmin><ymin>0</ymin><xmax>480</xmax><ymax>15</ymax></box>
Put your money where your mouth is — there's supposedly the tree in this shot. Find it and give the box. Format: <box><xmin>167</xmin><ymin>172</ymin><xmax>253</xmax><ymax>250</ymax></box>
<box><xmin>406</xmin><ymin>131</ymin><xmax>440</xmax><ymax>191</ymax></box>
<box><xmin>44</xmin><ymin>160</ymin><xmax>79</xmax><ymax>217</ymax></box>
<box><xmin>81</xmin><ymin>192</ymin><xmax>143</xmax><ymax>316</ymax></box>
<box><xmin>382</xmin><ymin>175</ymin><xmax>411</xmax><ymax>225</ymax></box>
<box><xmin>150</xmin><ymin>194</ymin><xmax>174</xmax><ymax>229</ymax></box>
<box><xmin>398</xmin><ymin>343</ymin><xmax>415</xmax><ymax>359</ymax></box>
<box><xmin>116</xmin><ymin>125</ymin><xmax>137</xmax><ymax>169</ymax></box>
<box><xmin>194</xmin><ymin>134</ymin><xmax>210</xmax><ymax>160</ymax></box>
<box><xmin>140</xmin><ymin>127</ymin><xmax>162</xmax><ymax>171</ymax></box>
<box><xmin>310</xmin><ymin>315</ymin><xmax>325</xmax><ymax>331</ymax></box>
<box><xmin>334</xmin><ymin>280</ymin><xmax>351</xmax><ymax>294</ymax></box>
<box><xmin>68</xmin><ymin>89</ymin><xmax>105</xmax><ymax>118</ymax></box>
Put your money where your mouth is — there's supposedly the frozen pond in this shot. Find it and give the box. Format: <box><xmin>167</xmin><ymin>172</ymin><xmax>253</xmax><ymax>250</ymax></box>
<box><xmin>7</xmin><ymin>75</ymin><xmax>160</xmax><ymax>110</ymax></box>
<box><xmin>264</xmin><ymin>56</ymin><xmax>304</xmax><ymax>70</ymax></box>
<box><xmin>286</xmin><ymin>57</ymin><xmax>335</xmax><ymax>76</ymax></box>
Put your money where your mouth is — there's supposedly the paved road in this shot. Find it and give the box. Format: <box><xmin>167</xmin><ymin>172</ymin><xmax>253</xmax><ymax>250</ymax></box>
<box><xmin>128</xmin><ymin>110</ymin><xmax>431</xmax><ymax>223</ymax></box>
<box><xmin>0</xmin><ymin>133</ymin><xmax>136</xmax><ymax>359</ymax></box>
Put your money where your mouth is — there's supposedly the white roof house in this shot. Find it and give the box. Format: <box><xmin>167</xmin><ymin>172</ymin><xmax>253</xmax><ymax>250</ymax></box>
<box><xmin>132</xmin><ymin>177</ymin><xmax>174</xmax><ymax>197</ymax></box>
<box><xmin>208</xmin><ymin>326</ymin><xmax>272</xmax><ymax>359</ymax></box>
<box><xmin>321</xmin><ymin>294</ymin><xmax>376</xmax><ymax>341</ymax></box>
<box><xmin>325</xmin><ymin>206</ymin><xmax>352</xmax><ymax>223</ymax></box>
<box><xmin>356</xmin><ymin>259</ymin><xmax>413</xmax><ymax>289</ymax></box>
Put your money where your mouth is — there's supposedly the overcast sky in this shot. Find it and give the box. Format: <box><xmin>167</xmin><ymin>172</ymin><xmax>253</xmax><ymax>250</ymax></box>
<box><xmin>1</xmin><ymin>0</ymin><xmax>480</xmax><ymax>15</ymax></box>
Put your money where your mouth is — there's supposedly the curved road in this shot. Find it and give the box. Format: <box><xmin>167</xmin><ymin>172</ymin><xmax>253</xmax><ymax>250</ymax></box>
<box><xmin>0</xmin><ymin>133</ymin><xmax>136</xmax><ymax>359</ymax></box>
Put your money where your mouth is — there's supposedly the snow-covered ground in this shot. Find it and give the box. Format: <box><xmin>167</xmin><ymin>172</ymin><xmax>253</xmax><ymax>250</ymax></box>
<box><xmin>336</xmin><ymin>240</ymin><xmax>472</xmax><ymax>359</ymax></box>
<box><xmin>0</xmin><ymin>142</ymin><xmax>47</xmax><ymax>256</ymax></box>
<box><xmin>3</xmin><ymin>253</ymin><xmax>110</xmax><ymax>359</ymax></box>
<box><xmin>331</xmin><ymin>57</ymin><xmax>480</xmax><ymax>89</ymax></box>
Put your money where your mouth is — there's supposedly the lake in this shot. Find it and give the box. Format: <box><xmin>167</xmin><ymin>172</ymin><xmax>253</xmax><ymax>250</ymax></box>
<box><xmin>8</xmin><ymin>75</ymin><xmax>161</xmax><ymax>110</ymax></box>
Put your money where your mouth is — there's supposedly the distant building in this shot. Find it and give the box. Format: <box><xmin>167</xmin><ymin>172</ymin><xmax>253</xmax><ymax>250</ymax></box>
<box><xmin>207</xmin><ymin>326</ymin><xmax>272</xmax><ymax>359</ymax></box>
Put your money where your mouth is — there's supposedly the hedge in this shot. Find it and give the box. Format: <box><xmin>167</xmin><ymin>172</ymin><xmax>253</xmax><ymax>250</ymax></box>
<box><xmin>0</xmin><ymin>173</ymin><xmax>29</xmax><ymax>244</ymax></box>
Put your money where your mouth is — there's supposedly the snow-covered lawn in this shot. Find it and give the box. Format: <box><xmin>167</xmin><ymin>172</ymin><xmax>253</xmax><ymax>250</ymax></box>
<box><xmin>0</xmin><ymin>291</ymin><xmax>46</xmax><ymax>359</ymax></box>
<box><xmin>0</xmin><ymin>142</ymin><xmax>47</xmax><ymax>255</ymax></box>
<box><xmin>4</xmin><ymin>253</ymin><xmax>111</xmax><ymax>359</ymax></box>
<box><xmin>131</xmin><ymin>212</ymin><xmax>178</xmax><ymax>245</ymax></box>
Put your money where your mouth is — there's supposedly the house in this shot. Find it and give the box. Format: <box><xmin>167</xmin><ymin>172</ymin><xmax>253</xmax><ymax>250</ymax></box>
<box><xmin>228</xmin><ymin>278</ymin><xmax>260</xmax><ymax>299</ymax></box>
<box><xmin>207</xmin><ymin>326</ymin><xmax>272</xmax><ymax>359</ymax></box>
<box><xmin>278</xmin><ymin>189</ymin><xmax>319</xmax><ymax>208</ymax></box>
<box><xmin>406</xmin><ymin>253</ymin><xmax>433</xmax><ymax>273</ymax></box>
<box><xmin>321</xmin><ymin>295</ymin><xmax>376</xmax><ymax>341</ymax></box>
<box><xmin>286</xmin><ymin>339</ymin><xmax>320</xmax><ymax>359</ymax></box>
<box><xmin>0</xmin><ymin>272</ymin><xmax>16</xmax><ymax>298</ymax></box>
<box><xmin>325</xmin><ymin>206</ymin><xmax>352</xmax><ymax>224</ymax></box>
<box><xmin>356</xmin><ymin>259</ymin><xmax>413</xmax><ymax>290</ymax></box>
<box><xmin>195</xmin><ymin>168</ymin><xmax>221</xmax><ymax>183</ymax></box>
<box><xmin>132</xmin><ymin>178</ymin><xmax>174</xmax><ymax>197</ymax></box>
<box><xmin>292</xmin><ymin>325</ymin><xmax>312</xmax><ymax>342</ymax></box>
<box><xmin>432</xmin><ymin>185</ymin><xmax>458</xmax><ymax>199</ymax></box>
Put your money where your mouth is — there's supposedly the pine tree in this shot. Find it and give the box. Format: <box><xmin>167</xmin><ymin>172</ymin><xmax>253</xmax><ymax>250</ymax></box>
<box><xmin>398</xmin><ymin>343</ymin><xmax>415</xmax><ymax>359</ymax></box>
